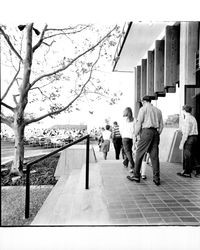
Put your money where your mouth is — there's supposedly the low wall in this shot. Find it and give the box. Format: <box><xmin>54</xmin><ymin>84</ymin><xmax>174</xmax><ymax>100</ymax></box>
<box><xmin>159</xmin><ymin>127</ymin><xmax>182</xmax><ymax>163</ymax></box>
<box><xmin>54</xmin><ymin>145</ymin><xmax>97</xmax><ymax>179</ymax></box>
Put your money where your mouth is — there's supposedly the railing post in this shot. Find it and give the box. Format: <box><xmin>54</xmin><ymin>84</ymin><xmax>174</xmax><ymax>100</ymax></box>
<box><xmin>25</xmin><ymin>164</ymin><xmax>30</xmax><ymax>218</ymax></box>
<box><xmin>85</xmin><ymin>135</ymin><xmax>90</xmax><ymax>189</ymax></box>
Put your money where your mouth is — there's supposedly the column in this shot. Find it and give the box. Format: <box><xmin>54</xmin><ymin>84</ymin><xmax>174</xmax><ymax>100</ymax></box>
<box><xmin>164</xmin><ymin>25</ymin><xmax>180</xmax><ymax>92</ymax></box>
<box><xmin>141</xmin><ymin>59</ymin><xmax>147</xmax><ymax>99</ymax></box>
<box><xmin>147</xmin><ymin>50</ymin><xmax>157</xmax><ymax>99</ymax></box>
<box><xmin>154</xmin><ymin>40</ymin><xmax>166</xmax><ymax>96</ymax></box>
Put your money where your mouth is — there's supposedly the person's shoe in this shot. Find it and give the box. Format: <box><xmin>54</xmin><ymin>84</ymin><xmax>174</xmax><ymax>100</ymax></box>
<box><xmin>177</xmin><ymin>172</ymin><xmax>191</xmax><ymax>178</ymax></box>
<box><xmin>153</xmin><ymin>180</ymin><xmax>160</xmax><ymax>186</ymax></box>
<box><xmin>127</xmin><ymin>175</ymin><xmax>140</xmax><ymax>183</ymax></box>
<box><xmin>123</xmin><ymin>160</ymin><xmax>128</xmax><ymax>168</ymax></box>
<box><xmin>141</xmin><ymin>175</ymin><xmax>147</xmax><ymax>180</ymax></box>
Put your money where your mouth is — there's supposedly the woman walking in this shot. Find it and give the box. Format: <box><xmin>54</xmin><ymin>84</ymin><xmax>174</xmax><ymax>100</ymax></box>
<box><xmin>120</xmin><ymin>107</ymin><xmax>135</xmax><ymax>171</ymax></box>
<box><xmin>101</xmin><ymin>125</ymin><xmax>112</xmax><ymax>160</ymax></box>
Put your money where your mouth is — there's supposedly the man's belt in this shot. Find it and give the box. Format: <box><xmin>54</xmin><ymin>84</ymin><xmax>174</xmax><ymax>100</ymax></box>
<box><xmin>143</xmin><ymin>127</ymin><xmax>157</xmax><ymax>130</ymax></box>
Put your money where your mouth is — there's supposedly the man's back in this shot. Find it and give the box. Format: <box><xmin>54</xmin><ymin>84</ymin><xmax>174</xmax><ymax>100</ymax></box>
<box><xmin>138</xmin><ymin>103</ymin><xmax>163</xmax><ymax>133</ymax></box>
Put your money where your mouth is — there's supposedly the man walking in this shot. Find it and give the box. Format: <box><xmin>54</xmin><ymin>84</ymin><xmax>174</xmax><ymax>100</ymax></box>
<box><xmin>112</xmin><ymin>121</ymin><xmax>122</xmax><ymax>160</ymax></box>
<box><xmin>177</xmin><ymin>105</ymin><xmax>198</xmax><ymax>177</ymax></box>
<box><xmin>127</xmin><ymin>96</ymin><xmax>163</xmax><ymax>185</ymax></box>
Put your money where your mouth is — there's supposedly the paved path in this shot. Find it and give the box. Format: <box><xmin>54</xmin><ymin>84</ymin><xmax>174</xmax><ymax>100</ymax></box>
<box><xmin>100</xmin><ymin>159</ymin><xmax>200</xmax><ymax>225</ymax></box>
<box><xmin>32</xmin><ymin>144</ymin><xmax>200</xmax><ymax>226</ymax></box>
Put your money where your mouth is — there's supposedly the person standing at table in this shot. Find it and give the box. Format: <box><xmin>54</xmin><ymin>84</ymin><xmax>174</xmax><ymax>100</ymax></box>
<box><xmin>112</xmin><ymin>121</ymin><xmax>122</xmax><ymax>160</ymax></box>
<box><xmin>120</xmin><ymin>107</ymin><xmax>135</xmax><ymax>171</ymax></box>
<box><xmin>127</xmin><ymin>96</ymin><xmax>163</xmax><ymax>186</ymax></box>
<box><xmin>177</xmin><ymin>105</ymin><xmax>198</xmax><ymax>178</ymax></box>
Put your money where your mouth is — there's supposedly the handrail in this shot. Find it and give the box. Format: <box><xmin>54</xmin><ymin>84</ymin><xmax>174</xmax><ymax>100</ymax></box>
<box><xmin>25</xmin><ymin>134</ymin><xmax>90</xmax><ymax>219</ymax></box>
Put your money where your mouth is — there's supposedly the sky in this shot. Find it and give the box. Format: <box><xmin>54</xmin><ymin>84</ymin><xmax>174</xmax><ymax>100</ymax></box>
<box><xmin>1</xmin><ymin>22</ymin><xmax>136</xmax><ymax>131</ymax></box>
<box><xmin>1</xmin><ymin>1</ymin><xmax>198</xmax><ymax>132</ymax></box>
<box><xmin>46</xmin><ymin>71</ymin><xmax>135</xmax><ymax>130</ymax></box>
<box><xmin>1</xmin><ymin>23</ymin><xmax>180</xmax><ymax>132</ymax></box>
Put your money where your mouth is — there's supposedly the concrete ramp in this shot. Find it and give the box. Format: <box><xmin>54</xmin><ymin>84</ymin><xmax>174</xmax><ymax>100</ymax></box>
<box><xmin>31</xmin><ymin>163</ymin><xmax>109</xmax><ymax>226</ymax></box>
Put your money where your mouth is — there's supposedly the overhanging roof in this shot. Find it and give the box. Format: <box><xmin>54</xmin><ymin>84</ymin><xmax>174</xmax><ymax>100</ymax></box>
<box><xmin>113</xmin><ymin>21</ymin><xmax>174</xmax><ymax>72</ymax></box>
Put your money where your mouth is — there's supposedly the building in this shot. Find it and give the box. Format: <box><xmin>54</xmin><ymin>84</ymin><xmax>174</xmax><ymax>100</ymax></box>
<box><xmin>113</xmin><ymin>21</ymin><xmax>200</xmax><ymax>163</ymax></box>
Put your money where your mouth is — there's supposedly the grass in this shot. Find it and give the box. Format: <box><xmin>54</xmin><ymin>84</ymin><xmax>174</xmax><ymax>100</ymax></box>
<box><xmin>1</xmin><ymin>154</ymin><xmax>59</xmax><ymax>226</ymax></box>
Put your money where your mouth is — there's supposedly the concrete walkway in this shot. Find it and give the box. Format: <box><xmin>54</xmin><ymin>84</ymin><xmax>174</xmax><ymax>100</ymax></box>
<box><xmin>100</xmin><ymin>160</ymin><xmax>200</xmax><ymax>225</ymax></box>
<box><xmin>31</xmin><ymin>144</ymin><xmax>200</xmax><ymax>226</ymax></box>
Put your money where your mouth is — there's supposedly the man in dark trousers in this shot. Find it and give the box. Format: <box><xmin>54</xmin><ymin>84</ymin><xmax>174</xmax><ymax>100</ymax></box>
<box><xmin>127</xmin><ymin>95</ymin><xmax>163</xmax><ymax>185</ymax></box>
<box><xmin>177</xmin><ymin>105</ymin><xmax>198</xmax><ymax>177</ymax></box>
<box><xmin>112</xmin><ymin>121</ymin><xmax>122</xmax><ymax>160</ymax></box>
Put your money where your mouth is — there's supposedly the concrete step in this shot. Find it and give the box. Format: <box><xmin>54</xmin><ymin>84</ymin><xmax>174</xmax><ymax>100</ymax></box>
<box><xmin>31</xmin><ymin>163</ymin><xmax>109</xmax><ymax>225</ymax></box>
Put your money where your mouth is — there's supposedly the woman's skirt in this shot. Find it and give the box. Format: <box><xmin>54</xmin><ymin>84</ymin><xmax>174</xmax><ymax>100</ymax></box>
<box><xmin>101</xmin><ymin>140</ymin><xmax>110</xmax><ymax>153</ymax></box>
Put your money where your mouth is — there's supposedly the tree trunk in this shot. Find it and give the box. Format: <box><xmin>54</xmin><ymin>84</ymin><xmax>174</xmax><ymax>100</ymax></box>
<box><xmin>10</xmin><ymin>114</ymin><xmax>25</xmax><ymax>175</ymax></box>
<box><xmin>10</xmin><ymin>24</ymin><xmax>33</xmax><ymax>175</ymax></box>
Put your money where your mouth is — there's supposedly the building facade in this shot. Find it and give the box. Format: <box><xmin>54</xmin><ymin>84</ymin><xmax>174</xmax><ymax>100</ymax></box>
<box><xmin>113</xmin><ymin>21</ymin><xmax>200</xmax><ymax>162</ymax></box>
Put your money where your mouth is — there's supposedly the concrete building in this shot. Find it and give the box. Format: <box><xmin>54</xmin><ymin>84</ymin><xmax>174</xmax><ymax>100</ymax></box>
<box><xmin>113</xmin><ymin>21</ymin><xmax>200</xmax><ymax>163</ymax></box>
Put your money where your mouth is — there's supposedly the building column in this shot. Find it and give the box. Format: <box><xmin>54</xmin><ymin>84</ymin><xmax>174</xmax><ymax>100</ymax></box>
<box><xmin>179</xmin><ymin>22</ymin><xmax>199</xmax><ymax>111</ymax></box>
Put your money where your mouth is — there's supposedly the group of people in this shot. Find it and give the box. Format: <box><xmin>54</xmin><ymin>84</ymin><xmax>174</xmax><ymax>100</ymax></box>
<box><xmin>99</xmin><ymin>95</ymin><xmax>199</xmax><ymax>186</ymax></box>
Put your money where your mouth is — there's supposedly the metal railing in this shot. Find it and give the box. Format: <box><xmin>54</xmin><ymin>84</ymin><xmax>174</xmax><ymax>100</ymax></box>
<box><xmin>24</xmin><ymin>134</ymin><xmax>90</xmax><ymax>219</ymax></box>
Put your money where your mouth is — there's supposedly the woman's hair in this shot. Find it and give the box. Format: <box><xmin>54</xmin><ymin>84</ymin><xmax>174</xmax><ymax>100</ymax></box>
<box><xmin>105</xmin><ymin>125</ymin><xmax>110</xmax><ymax>130</ymax></box>
<box><xmin>123</xmin><ymin>107</ymin><xmax>134</xmax><ymax>122</ymax></box>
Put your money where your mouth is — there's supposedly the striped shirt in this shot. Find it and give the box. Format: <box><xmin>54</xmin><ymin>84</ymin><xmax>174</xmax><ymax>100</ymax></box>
<box><xmin>112</xmin><ymin>125</ymin><xmax>121</xmax><ymax>138</ymax></box>
<box><xmin>181</xmin><ymin>113</ymin><xmax>198</xmax><ymax>142</ymax></box>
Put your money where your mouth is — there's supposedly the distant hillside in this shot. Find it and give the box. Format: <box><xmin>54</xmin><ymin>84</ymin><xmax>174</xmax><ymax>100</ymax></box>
<box><xmin>49</xmin><ymin>124</ymin><xmax>87</xmax><ymax>130</ymax></box>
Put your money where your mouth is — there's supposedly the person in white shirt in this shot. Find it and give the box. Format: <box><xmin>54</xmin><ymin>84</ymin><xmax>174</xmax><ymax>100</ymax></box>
<box><xmin>101</xmin><ymin>125</ymin><xmax>112</xmax><ymax>160</ymax></box>
<box><xmin>177</xmin><ymin>105</ymin><xmax>198</xmax><ymax>178</ymax></box>
<box><xmin>120</xmin><ymin>107</ymin><xmax>135</xmax><ymax>170</ymax></box>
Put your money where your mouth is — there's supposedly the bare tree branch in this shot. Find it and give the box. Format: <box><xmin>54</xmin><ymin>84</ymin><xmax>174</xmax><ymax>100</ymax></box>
<box><xmin>43</xmin><ymin>32</ymin><xmax>69</xmax><ymax>40</ymax></box>
<box><xmin>0</xmin><ymin>26</ymin><xmax>23</xmax><ymax>61</ymax></box>
<box><xmin>13</xmin><ymin>94</ymin><xmax>19</xmax><ymax>105</ymax></box>
<box><xmin>46</xmin><ymin>25</ymin><xmax>90</xmax><ymax>33</ymax></box>
<box><xmin>84</xmin><ymin>91</ymin><xmax>109</xmax><ymax>98</ymax></box>
<box><xmin>42</xmin><ymin>40</ymin><xmax>55</xmax><ymax>47</ymax></box>
<box><xmin>32</xmin><ymin>25</ymin><xmax>48</xmax><ymax>53</ymax></box>
<box><xmin>30</xmin><ymin>78</ymin><xmax>56</xmax><ymax>91</ymax></box>
<box><xmin>0</xmin><ymin>114</ymin><xmax>13</xmax><ymax>128</ymax></box>
<box><xmin>1</xmin><ymin>101</ymin><xmax>15</xmax><ymax>111</ymax></box>
<box><xmin>33</xmin><ymin>86</ymin><xmax>54</xmax><ymax>102</ymax></box>
<box><xmin>1</xmin><ymin>62</ymin><xmax>21</xmax><ymax>101</ymax></box>
<box><xmin>25</xmin><ymin>43</ymin><xmax>103</xmax><ymax>126</ymax></box>
<box><xmin>30</xmin><ymin>25</ymin><xmax>117</xmax><ymax>88</ymax></box>
<box><xmin>42</xmin><ymin>25</ymin><xmax>90</xmax><ymax>43</ymax></box>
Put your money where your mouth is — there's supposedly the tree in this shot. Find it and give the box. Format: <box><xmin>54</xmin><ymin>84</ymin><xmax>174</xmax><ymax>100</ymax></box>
<box><xmin>0</xmin><ymin>23</ymin><xmax>121</xmax><ymax>175</ymax></box>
